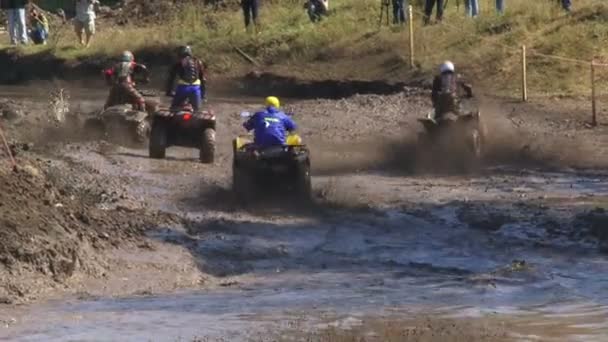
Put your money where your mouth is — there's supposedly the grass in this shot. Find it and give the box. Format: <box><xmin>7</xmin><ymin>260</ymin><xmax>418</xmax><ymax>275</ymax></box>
<box><xmin>4</xmin><ymin>0</ymin><xmax>608</xmax><ymax>97</ymax></box>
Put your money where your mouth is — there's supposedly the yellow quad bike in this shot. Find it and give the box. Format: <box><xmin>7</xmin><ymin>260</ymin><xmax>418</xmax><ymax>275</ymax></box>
<box><xmin>232</xmin><ymin>111</ymin><xmax>311</xmax><ymax>200</ymax></box>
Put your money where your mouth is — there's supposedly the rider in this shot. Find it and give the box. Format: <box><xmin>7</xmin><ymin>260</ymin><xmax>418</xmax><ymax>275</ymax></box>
<box><xmin>431</xmin><ymin>61</ymin><xmax>473</xmax><ymax>121</ymax></box>
<box><xmin>165</xmin><ymin>45</ymin><xmax>207</xmax><ymax>113</ymax></box>
<box><xmin>243</xmin><ymin>96</ymin><xmax>297</xmax><ymax>147</ymax></box>
<box><xmin>103</xmin><ymin>50</ymin><xmax>149</xmax><ymax>111</ymax></box>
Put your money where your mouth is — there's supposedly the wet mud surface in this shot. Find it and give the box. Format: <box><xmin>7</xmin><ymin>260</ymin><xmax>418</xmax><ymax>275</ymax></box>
<box><xmin>1</xmin><ymin>83</ymin><xmax>608</xmax><ymax>340</ymax></box>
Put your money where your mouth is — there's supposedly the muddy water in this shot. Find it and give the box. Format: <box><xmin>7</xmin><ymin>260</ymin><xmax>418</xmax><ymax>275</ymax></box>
<box><xmin>5</xmin><ymin>150</ymin><xmax>608</xmax><ymax>341</ymax></box>
<box><xmin>3</xmin><ymin>201</ymin><xmax>608</xmax><ymax>341</ymax></box>
<box><xmin>2</xmin><ymin>87</ymin><xmax>608</xmax><ymax>341</ymax></box>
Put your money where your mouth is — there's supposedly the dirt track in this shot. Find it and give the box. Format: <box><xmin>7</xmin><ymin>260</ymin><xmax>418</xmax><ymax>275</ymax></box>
<box><xmin>1</xmin><ymin>81</ymin><xmax>608</xmax><ymax>340</ymax></box>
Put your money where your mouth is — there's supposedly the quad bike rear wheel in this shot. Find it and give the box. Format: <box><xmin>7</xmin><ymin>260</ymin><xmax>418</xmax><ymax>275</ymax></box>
<box><xmin>232</xmin><ymin>163</ymin><xmax>253</xmax><ymax>201</ymax></box>
<box><xmin>199</xmin><ymin>128</ymin><xmax>216</xmax><ymax>163</ymax></box>
<box><xmin>294</xmin><ymin>159</ymin><xmax>312</xmax><ymax>200</ymax></box>
<box><xmin>149</xmin><ymin>123</ymin><xmax>167</xmax><ymax>159</ymax></box>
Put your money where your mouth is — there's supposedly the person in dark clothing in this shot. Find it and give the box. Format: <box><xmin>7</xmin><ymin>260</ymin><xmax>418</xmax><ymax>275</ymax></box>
<box><xmin>431</xmin><ymin>61</ymin><xmax>473</xmax><ymax>120</ymax></box>
<box><xmin>424</xmin><ymin>0</ymin><xmax>444</xmax><ymax>25</ymax></box>
<box><xmin>392</xmin><ymin>0</ymin><xmax>406</xmax><ymax>25</ymax></box>
<box><xmin>241</xmin><ymin>0</ymin><xmax>259</xmax><ymax>30</ymax></box>
<box><xmin>558</xmin><ymin>0</ymin><xmax>571</xmax><ymax>12</ymax></box>
<box><xmin>306</xmin><ymin>0</ymin><xmax>328</xmax><ymax>23</ymax></box>
<box><xmin>165</xmin><ymin>45</ymin><xmax>207</xmax><ymax>113</ymax></box>
<box><xmin>103</xmin><ymin>51</ymin><xmax>150</xmax><ymax>111</ymax></box>
<box><xmin>1</xmin><ymin>0</ymin><xmax>28</xmax><ymax>45</ymax></box>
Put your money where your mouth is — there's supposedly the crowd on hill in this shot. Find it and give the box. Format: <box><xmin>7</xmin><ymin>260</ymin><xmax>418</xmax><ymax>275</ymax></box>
<box><xmin>1</xmin><ymin>0</ymin><xmax>98</xmax><ymax>46</ymax></box>
<box><xmin>1</xmin><ymin>0</ymin><xmax>574</xmax><ymax>46</ymax></box>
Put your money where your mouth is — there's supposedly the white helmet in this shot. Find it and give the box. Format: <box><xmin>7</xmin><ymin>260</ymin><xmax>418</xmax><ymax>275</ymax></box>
<box><xmin>440</xmin><ymin>61</ymin><xmax>455</xmax><ymax>73</ymax></box>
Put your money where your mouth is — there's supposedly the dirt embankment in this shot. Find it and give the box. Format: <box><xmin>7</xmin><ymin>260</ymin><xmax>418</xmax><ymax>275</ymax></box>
<box><xmin>0</xmin><ymin>150</ymin><xmax>186</xmax><ymax>303</ymax></box>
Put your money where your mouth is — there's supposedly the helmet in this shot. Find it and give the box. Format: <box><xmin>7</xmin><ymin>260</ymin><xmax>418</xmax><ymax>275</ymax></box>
<box><xmin>440</xmin><ymin>61</ymin><xmax>455</xmax><ymax>73</ymax></box>
<box><xmin>121</xmin><ymin>50</ymin><xmax>134</xmax><ymax>63</ymax></box>
<box><xmin>265</xmin><ymin>96</ymin><xmax>280</xmax><ymax>108</ymax></box>
<box><xmin>178</xmin><ymin>45</ymin><xmax>192</xmax><ymax>57</ymax></box>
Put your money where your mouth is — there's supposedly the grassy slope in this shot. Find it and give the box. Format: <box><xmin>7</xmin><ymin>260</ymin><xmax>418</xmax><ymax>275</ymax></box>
<box><xmin>4</xmin><ymin>0</ymin><xmax>608</xmax><ymax>97</ymax></box>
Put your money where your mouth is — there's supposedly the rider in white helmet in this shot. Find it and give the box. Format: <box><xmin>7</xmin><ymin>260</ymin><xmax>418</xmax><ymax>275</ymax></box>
<box><xmin>431</xmin><ymin>61</ymin><xmax>473</xmax><ymax>120</ymax></box>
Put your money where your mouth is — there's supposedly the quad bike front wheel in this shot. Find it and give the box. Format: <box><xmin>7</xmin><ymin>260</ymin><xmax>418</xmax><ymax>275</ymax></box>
<box><xmin>232</xmin><ymin>163</ymin><xmax>253</xmax><ymax>201</ymax></box>
<box><xmin>469</xmin><ymin>127</ymin><xmax>482</xmax><ymax>160</ymax></box>
<box><xmin>149</xmin><ymin>123</ymin><xmax>167</xmax><ymax>159</ymax></box>
<box><xmin>199</xmin><ymin>128</ymin><xmax>216</xmax><ymax>163</ymax></box>
<box><xmin>135</xmin><ymin>120</ymin><xmax>151</xmax><ymax>145</ymax></box>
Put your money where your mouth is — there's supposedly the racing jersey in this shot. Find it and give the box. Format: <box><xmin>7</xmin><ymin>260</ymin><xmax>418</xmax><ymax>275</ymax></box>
<box><xmin>243</xmin><ymin>107</ymin><xmax>296</xmax><ymax>147</ymax></box>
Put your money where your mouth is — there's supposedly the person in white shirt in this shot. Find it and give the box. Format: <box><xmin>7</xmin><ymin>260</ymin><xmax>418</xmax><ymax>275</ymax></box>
<box><xmin>74</xmin><ymin>0</ymin><xmax>98</xmax><ymax>47</ymax></box>
<box><xmin>1</xmin><ymin>0</ymin><xmax>28</xmax><ymax>45</ymax></box>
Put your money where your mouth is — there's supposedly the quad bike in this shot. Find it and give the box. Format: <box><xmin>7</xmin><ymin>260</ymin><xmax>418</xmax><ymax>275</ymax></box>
<box><xmin>232</xmin><ymin>111</ymin><xmax>311</xmax><ymax>200</ymax></box>
<box><xmin>148</xmin><ymin>102</ymin><xmax>216</xmax><ymax>163</ymax></box>
<box><xmin>83</xmin><ymin>89</ymin><xmax>160</xmax><ymax>146</ymax></box>
<box><xmin>417</xmin><ymin>98</ymin><xmax>485</xmax><ymax>169</ymax></box>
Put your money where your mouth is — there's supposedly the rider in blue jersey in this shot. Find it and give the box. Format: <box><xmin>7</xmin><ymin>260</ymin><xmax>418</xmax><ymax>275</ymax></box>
<box><xmin>243</xmin><ymin>96</ymin><xmax>297</xmax><ymax>147</ymax></box>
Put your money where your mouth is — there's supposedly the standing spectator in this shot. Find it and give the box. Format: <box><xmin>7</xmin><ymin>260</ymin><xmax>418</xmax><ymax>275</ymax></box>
<box><xmin>1</xmin><ymin>0</ymin><xmax>28</xmax><ymax>45</ymax></box>
<box><xmin>74</xmin><ymin>0</ymin><xmax>98</xmax><ymax>48</ymax></box>
<box><xmin>496</xmin><ymin>0</ymin><xmax>505</xmax><ymax>14</ymax></box>
<box><xmin>392</xmin><ymin>0</ymin><xmax>406</xmax><ymax>25</ymax></box>
<box><xmin>241</xmin><ymin>0</ymin><xmax>258</xmax><ymax>31</ymax></box>
<box><xmin>29</xmin><ymin>7</ymin><xmax>49</xmax><ymax>45</ymax></box>
<box><xmin>424</xmin><ymin>0</ymin><xmax>444</xmax><ymax>24</ymax></box>
<box><xmin>306</xmin><ymin>0</ymin><xmax>328</xmax><ymax>23</ymax></box>
<box><xmin>465</xmin><ymin>0</ymin><xmax>479</xmax><ymax>18</ymax></box>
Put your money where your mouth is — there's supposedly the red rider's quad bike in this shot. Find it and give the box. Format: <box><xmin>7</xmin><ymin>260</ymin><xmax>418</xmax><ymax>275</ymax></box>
<box><xmin>148</xmin><ymin>103</ymin><xmax>216</xmax><ymax>163</ymax></box>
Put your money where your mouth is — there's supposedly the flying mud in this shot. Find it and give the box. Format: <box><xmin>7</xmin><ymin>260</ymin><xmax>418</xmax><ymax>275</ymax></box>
<box><xmin>1</xmin><ymin>80</ymin><xmax>608</xmax><ymax>341</ymax></box>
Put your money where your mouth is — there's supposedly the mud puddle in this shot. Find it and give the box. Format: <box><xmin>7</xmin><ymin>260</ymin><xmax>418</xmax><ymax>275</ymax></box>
<box><xmin>3</xmin><ymin>199</ymin><xmax>608</xmax><ymax>341</ymax></box>
<box><xmin>9</xmin><ymin>142</ymin><xmax>608</xmax><ymax>341</ymax></box>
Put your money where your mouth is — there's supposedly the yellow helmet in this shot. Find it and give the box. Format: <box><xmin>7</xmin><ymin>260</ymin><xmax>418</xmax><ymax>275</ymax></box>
<box><xmin>265</xmin><ymin>96</ymin><xmax>280</xmax><ymax>108</ymax></box>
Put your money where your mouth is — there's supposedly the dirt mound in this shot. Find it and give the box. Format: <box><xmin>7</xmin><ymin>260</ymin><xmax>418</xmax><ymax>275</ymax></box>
<box><xmin>0</xmin><ymin>153</ymin><xmax>182</xmax><ymax>303</ymax></box>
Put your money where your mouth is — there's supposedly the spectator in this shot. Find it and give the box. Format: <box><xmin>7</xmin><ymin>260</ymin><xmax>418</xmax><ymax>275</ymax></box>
<box><xmin>29</xmin><ymin>7</ymin><xmax>49</xmax><ymax>45</ymax></box>
<box><xmin>74</xmin><ymin>0</ymin><xmax>98</xmax><ymax>47</ymax></box>
<box><xmin>306</xmin><ymin>0</ymin><xmax>328</xmax><ymax>23</ymax></box>
<box><xmin>424</xmin><ymin>0</ymin><xmax>444</xmax><ymax>24</ymax></box>
<box><xmin>1</xmin><ymin>0</ymin><xmax>28</xmax><ymax>45</ymax></box>
<box><xmin>496</xmin><ymin>0</ymin><xmax>504</xmax><ymax>14</ymax></box>
<box><xmin>241</xmin><ymin>0</ymin><xmax>258</xmax><ymax>31</ymax></box>
<box><xmin>392</xmin><ymin>0</ymin><xmax>406</xmax><ymax>25</ymax></box>
<box><xmin>465</xmin><ymin>0</ymin><xmax>479</xmax><ymax>17</ymax></box>
<box><xmin>559</xmin><ymin>0</ymin><xmax>571</xmax><ymax>12</ymax></box>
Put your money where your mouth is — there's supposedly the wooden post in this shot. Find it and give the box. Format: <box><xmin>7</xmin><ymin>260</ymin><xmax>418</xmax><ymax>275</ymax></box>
<box><xmin>0</xmin><ymin>123</ymin><xmax>16</xmax><ymax>170</ymax></box>
<box><xmin>522</xmin><ymin>45</ymin><xmax>528</xmax><ymax>102</ymax></box>
<box><xmin>591</xmin><ymin>61</ymin><xmax>598</xmax><ymax>127</ymax></box>
<box><xmin>408</xmin><ymin>5</ymin><xmax>414</xmax><ymax>68</ymax></box>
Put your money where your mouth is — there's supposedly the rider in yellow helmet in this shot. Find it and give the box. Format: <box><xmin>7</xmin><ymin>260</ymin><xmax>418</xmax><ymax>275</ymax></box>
<box><xmin>243</xmin><ymin>96</ymin><xmax>297</xmax><ymax>147</ymax></box>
